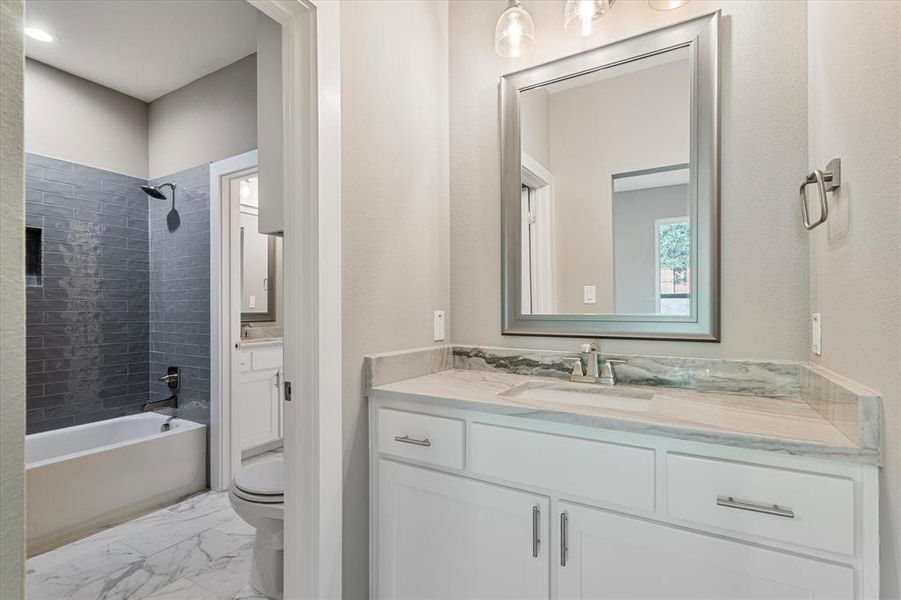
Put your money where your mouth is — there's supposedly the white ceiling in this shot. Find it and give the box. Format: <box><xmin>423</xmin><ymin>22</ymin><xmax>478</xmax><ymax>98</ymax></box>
<box><xmin>24</xmin><ymin>0</ymin><xmax>259</xmax><ymax>102</ymax></box>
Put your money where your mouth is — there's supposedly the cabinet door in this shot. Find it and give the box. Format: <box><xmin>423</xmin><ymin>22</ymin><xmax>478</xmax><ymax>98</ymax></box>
<box><xmin>377</xmin><ymin>460</ymin><xmax>549</xmax><ymax>600</ymax></box>
<box><xmin>557</xmin><ymin>502</ymin><xmax>853</xmax><ymax>600</ymax></box>
<box><xmin>238</xmin><ymin>368</ymin><xmax>280</xmax><ymax>450</ymax></box>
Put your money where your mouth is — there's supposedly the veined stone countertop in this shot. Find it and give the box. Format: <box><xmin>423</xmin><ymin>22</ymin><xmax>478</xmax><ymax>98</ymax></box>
<box><xmin>366</xmin><ymin>347</ymin><xmax>882</xmax><ymax>466</ymax></box>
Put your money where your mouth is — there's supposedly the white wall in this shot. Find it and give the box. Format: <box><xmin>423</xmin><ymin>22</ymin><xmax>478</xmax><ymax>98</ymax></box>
<box><xmin>24</xmin><ymin>58</ymin><xmax>149</xmax><ymax>178</ymax></box>
<box><xmin>148</xmin><ymin>54</ymin><xmax>256</xmax><ymax>179</ymax></box>
<box><xmin>340</xmin><ymin>1</ymin><xmax>450</xmax><ymax>597</ymax></box>
<box><xmin>256</xmin><ymin>11</ymin><xmax>283</xmax><ymax>234</ymax></box>
<box><xmin>807</xmin><ymin>1</ymin><xmax>901</xmax><ymax>593</ymax></box>
<box><xmin>450</xmin><ymin>0</ymin><xmax>810</xmax><ymax>359</ymax></box>
<box><xmin>0</xmin><ymin>1</ymin><xmax>25</xmax><ymax>596</ymax></box>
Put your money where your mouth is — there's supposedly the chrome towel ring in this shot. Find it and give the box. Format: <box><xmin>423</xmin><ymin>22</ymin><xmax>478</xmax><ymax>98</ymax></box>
<box><xmin>800</xmin><ymin>158</ymin><xmax>841</xmax><ymax>230</ymax></box>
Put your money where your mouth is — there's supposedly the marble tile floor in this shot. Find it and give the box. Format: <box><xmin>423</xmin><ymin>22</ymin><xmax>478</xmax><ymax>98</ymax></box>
<box><xmin>27</xmin><ymin>491</ymin><xmax>270</xmax><ymax>600</ymax></box>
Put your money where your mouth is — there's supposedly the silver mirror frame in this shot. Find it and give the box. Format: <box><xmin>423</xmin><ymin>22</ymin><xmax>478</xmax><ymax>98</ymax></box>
<box><xmin>500</xmin><ymin>12</ymin><xmax>720</xmax><ymax>341</ymax></box>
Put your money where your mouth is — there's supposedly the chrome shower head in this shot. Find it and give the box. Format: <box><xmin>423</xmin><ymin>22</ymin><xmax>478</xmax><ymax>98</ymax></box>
<box><xmin>139</xmin><ymin>182</ymin><xmax>176</xmax><ymax>200</ymax></box>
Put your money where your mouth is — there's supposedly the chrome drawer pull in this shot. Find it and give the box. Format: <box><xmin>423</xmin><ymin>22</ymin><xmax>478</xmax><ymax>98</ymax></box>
<box><xmin>532</xmin><ymin>505</ymin><xmax>541</xmax><ymax>558</ymax></box>
<box><xmin>560</xmin><ymin>511</ymin><xmax>569</xmax><ymax>567</ymax></box>
<box><xmin>716</xmin><ymin>495</ymin><xmax>795</xmax><ymax>519</ymax></box>
<box><xmin>394</xmin><ymin>434</ymin><xmax>431</xmax><ymax>447</ymax></box>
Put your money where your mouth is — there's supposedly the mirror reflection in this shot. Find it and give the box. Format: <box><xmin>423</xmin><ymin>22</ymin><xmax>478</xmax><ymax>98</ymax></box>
<box><xmin>518</xmin><ymin>46</ymin><xmax>691</xmax><ymax>316</ymax></box>
<box><xmin>238</xmin><ymin>174</ymin><xmax>279</xmax><ymax>321</ymax></box>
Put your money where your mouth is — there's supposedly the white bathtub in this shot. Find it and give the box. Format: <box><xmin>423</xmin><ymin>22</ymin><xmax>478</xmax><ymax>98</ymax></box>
<box><xmin>26</xmin><ymin>412</ymin><xmax>207</xmax><ymax>555</ymax></box>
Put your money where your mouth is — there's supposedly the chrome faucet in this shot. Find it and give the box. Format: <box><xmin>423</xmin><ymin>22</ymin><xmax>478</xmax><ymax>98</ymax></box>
<box><xmin>143</xmin><ymin>367</ymin><xmax>180</xmax><ymax>413</ymax></box>
<box><xmin>160</xmin><ymin>415</ymin><xmax>178</xmax><ymax>432</ymax></box>
<box><xmin>142</xmin><ymin>394</ymin><xmax>178</xmax><ymax>413</ymax></box>
<box><xmin>570</xmin><ymin>342</ymin><xmax>625</xmax><ymax>385</ymax></box>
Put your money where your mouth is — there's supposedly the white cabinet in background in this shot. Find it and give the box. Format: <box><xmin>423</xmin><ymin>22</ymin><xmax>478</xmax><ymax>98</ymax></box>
<box><xmin>238</xmin><ymin>342</ymin><xmax>283</xmax><ymax>451</ymax></box>
<box><xmin>557</xmin><ymin>502</ymin><xmax>853</xmax><ymax>600</ymax></box>
<box><xmin>377</xmin><ymin>460</ymin><xmax>549</xmax><ymax>600</ymax></box>
<box><xmin>369</xmin><ymin>400</ymin><xmax>879</xmax><ymax>600</ymax></box>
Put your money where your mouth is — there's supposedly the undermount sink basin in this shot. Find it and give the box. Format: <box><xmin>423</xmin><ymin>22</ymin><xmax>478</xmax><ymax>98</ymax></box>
<box><xmin>498</xmin><ymin>380</ymin><xmax>655</xmax><ymax>412</ymax></box>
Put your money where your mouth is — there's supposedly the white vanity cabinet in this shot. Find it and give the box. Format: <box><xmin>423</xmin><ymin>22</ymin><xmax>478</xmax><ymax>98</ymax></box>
<box><xmin>238</xmin><ymin>341</ymin><xmax>283</xmax><ymax>451</ymax></box>
<box><xmin>557</xmin><ymin>502</ymin><xmax>853</xmax><ymax>600</ymax></box>
<box><xmin>378</xmin><ymin>460</ymin><xmax>549</xmax><ymax>599</ymax></box>
<box><xmin>369</xmin><ymin>402</ymin><xmax>879</xmax><ymax>600</ymax></box>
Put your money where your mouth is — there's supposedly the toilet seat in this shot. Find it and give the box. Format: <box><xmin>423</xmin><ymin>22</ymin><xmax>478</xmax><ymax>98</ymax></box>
<box><xmin>232</xmin><ymin>486</ymin><xmax>284</xmax><ymax>504</ymax></box>
<box><xmin>232</xmin><ymin>457</ymin><xmax>284</xmax><ymax>505</ymax></box>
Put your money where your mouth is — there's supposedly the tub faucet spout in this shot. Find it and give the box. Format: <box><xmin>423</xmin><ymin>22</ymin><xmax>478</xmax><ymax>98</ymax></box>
<box><xmin>142</xmin><ymin>394</ymin><xmax>178</xmax><ymax>413</ymax></box>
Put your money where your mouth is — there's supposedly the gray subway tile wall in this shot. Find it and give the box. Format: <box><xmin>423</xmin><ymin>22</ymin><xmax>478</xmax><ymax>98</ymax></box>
<box><xmin>149</xmin><ymin>164</ymin><xmax>212</xmax><ymax>424</ymax></box>
<box><xmin>25</xmin><ymin>153</ymin><xmax>151</xmax><ymax>433</ymax></box>
<box><xmin>25</xmin><ymin>154</ymin><xmax>213</xmax><ymax>433</ymax></box>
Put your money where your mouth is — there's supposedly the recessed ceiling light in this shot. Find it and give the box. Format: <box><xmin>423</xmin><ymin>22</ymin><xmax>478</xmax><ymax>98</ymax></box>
<box><xmin>24</xmin><ymin>27</ymin><xmax>54</xmax><ymax>42</ymax></box>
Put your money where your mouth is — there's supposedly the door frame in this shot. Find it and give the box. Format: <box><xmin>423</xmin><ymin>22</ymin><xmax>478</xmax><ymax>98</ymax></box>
<box><xmin>246</xmin><ymin>1</ymin><xmax>342</xmax><ymax>598</ymax></box>
<box><xmin>210</xmin><ymin>149</ymin><xmax>258</xmax><ymax>493</ymax></box>
<box><xmin>520</xmin><ymin>152</ymin><xmax>556</xmax><ymax>314</ymax></box>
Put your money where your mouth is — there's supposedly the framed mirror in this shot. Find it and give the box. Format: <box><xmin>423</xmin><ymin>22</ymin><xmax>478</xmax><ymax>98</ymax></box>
<box><xmin>501</xmin><ymin>12</ymin><xmax>719</xmax><ymax>340</ymax></box>
<box><xmin>238</xmin><ymin>174</ymin><xmax>277</xmax><ymax>322</ymax></box>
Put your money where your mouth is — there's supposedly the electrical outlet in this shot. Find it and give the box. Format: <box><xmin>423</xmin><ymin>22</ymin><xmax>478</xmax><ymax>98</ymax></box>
<box><xmin>583</xmin><ymin>285</ymin><xmax>596</xmax><ymax>304</ymax></box>
<box><xmin>812</xmin><ymin>312</ymin><xmax>822</xmax><ymax>355</ymax></box>
<box><xmin>433</xmin><ymin>310</ymin><xmax>446</xmax><ymax>341</ymax></box>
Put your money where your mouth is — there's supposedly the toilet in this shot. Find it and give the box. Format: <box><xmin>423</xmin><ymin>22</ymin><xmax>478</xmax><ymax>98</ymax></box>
<box><xmin>229</xmin><ymin>457</ymin><xmax>285</xmax><ymax>599</ymax></box>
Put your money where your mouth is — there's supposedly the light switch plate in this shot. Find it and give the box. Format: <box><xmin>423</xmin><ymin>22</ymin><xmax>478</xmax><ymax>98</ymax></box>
<box><xmin>583</xmin><ymin>285</ymin><xmax>596</xmax><ymax>304</ymax></box>
<box><xmin>433</xmin><ymin>310</ymin><xmax>446</xmax><ymax>341</ymax></box>
<box><xmin>812</xmin><ymin>312</ymin><xmax>822</xmax><ymax>355</ymax></box>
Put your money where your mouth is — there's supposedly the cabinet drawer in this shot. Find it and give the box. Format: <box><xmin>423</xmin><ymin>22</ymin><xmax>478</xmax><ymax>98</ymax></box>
<box><xmin>251</xmin><ymin>347</ymin><xmax>282</xmax><ymax>371</ymax></box>
<box><xmin>666</xmin><ymin>453</ymin><xmax>854</xmax><ymax>555</ymax></box>
<box><xmin>377</xmin><ymin>409</ymin><xmax>464</xmax><ymax>470</ymax></box>
<box><xmin>469</xmin><ymin>423</ymin><xmax>655</xmax><ymax>512</ymax></box>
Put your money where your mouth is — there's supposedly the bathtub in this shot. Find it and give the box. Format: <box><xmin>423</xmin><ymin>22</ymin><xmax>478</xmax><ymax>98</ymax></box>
<box><xmin>26</xmin><ymin>412</ymin><xmax>207</xmax><ymax>555</ymax></box>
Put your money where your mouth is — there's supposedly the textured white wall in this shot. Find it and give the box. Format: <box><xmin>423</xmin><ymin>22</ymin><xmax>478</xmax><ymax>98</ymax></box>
<box><xmin>807</xmin><ymin>1</ymin><xmax>901</xmax><ymax>594</ymax></box>
<box><xmin>0</xmin><ymin>1</ymin><xmax>25</xmax><ymax>596</ymax></box>
<box><xmin>25</xmin><ymin>58</ymin><xmax>149</xmax><ymax>179</ymax></box>
<box><xmin>340</xmin><ymin>2</ymin><xmax>450</xmax><ymax>597</ymax></box>
<box><xmin>148</xmin><ymin>54</ymin><xmax>257</xmax><ymax>180</ymax></box>
<box><xmin>450</xmin><ymin>0</ymin><xmax>810</xmax><ymax>359</ymax></box>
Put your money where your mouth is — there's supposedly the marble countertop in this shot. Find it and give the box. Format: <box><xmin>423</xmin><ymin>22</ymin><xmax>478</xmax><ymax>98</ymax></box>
<box><xmin>370</xmin><ymin>368</ymin><xmax>880</xmax><ymax>465</ymax></box>
<box><xmin>239</xmin><ymin>337</ymin><xmax>283</xmax><ymax>347</ymax></box>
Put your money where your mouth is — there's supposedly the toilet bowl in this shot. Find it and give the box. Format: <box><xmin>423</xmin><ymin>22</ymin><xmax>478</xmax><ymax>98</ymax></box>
<box><xmin>229</xmin><ymin>458</ymin><xmax>284</xmax><ymax>599</ymax></box>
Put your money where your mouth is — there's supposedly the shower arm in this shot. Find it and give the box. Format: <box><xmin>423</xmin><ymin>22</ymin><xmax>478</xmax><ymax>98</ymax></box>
<box><xmin>158</xmin><ymin>183</ymin><xmax>176</xmax><ymax>208</ymax></box>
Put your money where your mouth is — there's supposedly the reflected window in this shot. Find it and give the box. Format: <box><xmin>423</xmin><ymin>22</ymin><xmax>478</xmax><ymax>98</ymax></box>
<box><xmin>655</xmin><ymin>217</ymin><xmax>690</xmax><ymax>315</ymax></box>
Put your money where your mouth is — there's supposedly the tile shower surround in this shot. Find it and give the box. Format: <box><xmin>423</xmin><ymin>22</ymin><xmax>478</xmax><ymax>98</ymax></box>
<box><xmin>149</xmin><ymin>164</ymin><xmax>212</xmax><ymax>425</ymax></box>
<box><xmin>25</xmin><ymin>154</ymin><xmax>212</xmax><ymax>433</ymax></box>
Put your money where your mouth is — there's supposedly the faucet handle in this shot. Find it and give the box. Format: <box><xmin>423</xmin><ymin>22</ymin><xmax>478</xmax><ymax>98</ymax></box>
<box><xmin>571</xmin><ymin>358</ymin><xmax>585</xmax><ymax>378</ymax></box>
<box><xmin>599</xmin><ymin>358</ymin><xmax>626</xmax><ymax>382</ymax></box>
<box><xmin>580</xmin><ymin>342</ymin><xmax>597</xmax><ymax>353</ymax></box>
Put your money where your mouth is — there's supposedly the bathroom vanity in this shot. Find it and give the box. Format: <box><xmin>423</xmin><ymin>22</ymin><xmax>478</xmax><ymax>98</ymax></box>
<box><xmin>238</xmin><ymin>338</ymin><xmax>284</xmax><ymax>452</ymax></box>
<box><xmin>367</xmin><ymin>347</ymin><xmax>881</xmax><ymax>599</ymax></box>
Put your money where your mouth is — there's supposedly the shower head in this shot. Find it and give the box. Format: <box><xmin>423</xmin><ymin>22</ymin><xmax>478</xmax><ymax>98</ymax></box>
<box><xmin>140</xmin><ymin>182</ymin><xmax>176</xmax><ymax>200</ymax></box>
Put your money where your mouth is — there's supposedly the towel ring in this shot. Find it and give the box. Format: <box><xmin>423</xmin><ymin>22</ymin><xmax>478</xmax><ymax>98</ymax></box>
<box><xmin>800</xmin><ymin>158</ymin><xmax>841</xmax><ymax>230</ymax></box>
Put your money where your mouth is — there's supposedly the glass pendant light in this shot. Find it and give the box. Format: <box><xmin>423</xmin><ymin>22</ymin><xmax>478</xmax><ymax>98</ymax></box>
<box><xmin>564</xmin><ymin>0</ymin><xmax>613</xmax><ymax>37</ymax></box>
<box><xmin>648</xmin><ymin>0</ymin><xmax>691</xmax><ymax>10</ymax></box>
<box><xmin>495</xmin><ymin>0</ymin><xmax>535</xmax><ymax>58</ymax></box>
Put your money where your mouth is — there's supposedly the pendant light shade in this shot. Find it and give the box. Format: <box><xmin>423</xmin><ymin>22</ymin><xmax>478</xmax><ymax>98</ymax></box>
<box><xmin>564</xmin><ymin>0</ymin><xmax>613</xmax><ymax>37</ymax></box>
<box><xmin>495</xmin><ymin>0</ymin><xmax>535</xmax><ymax>58</ymax></box>
<box><xmin>648</xmin><ymin>0</ymin><xmax>691</xmax><ymax>10</ymax></box>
